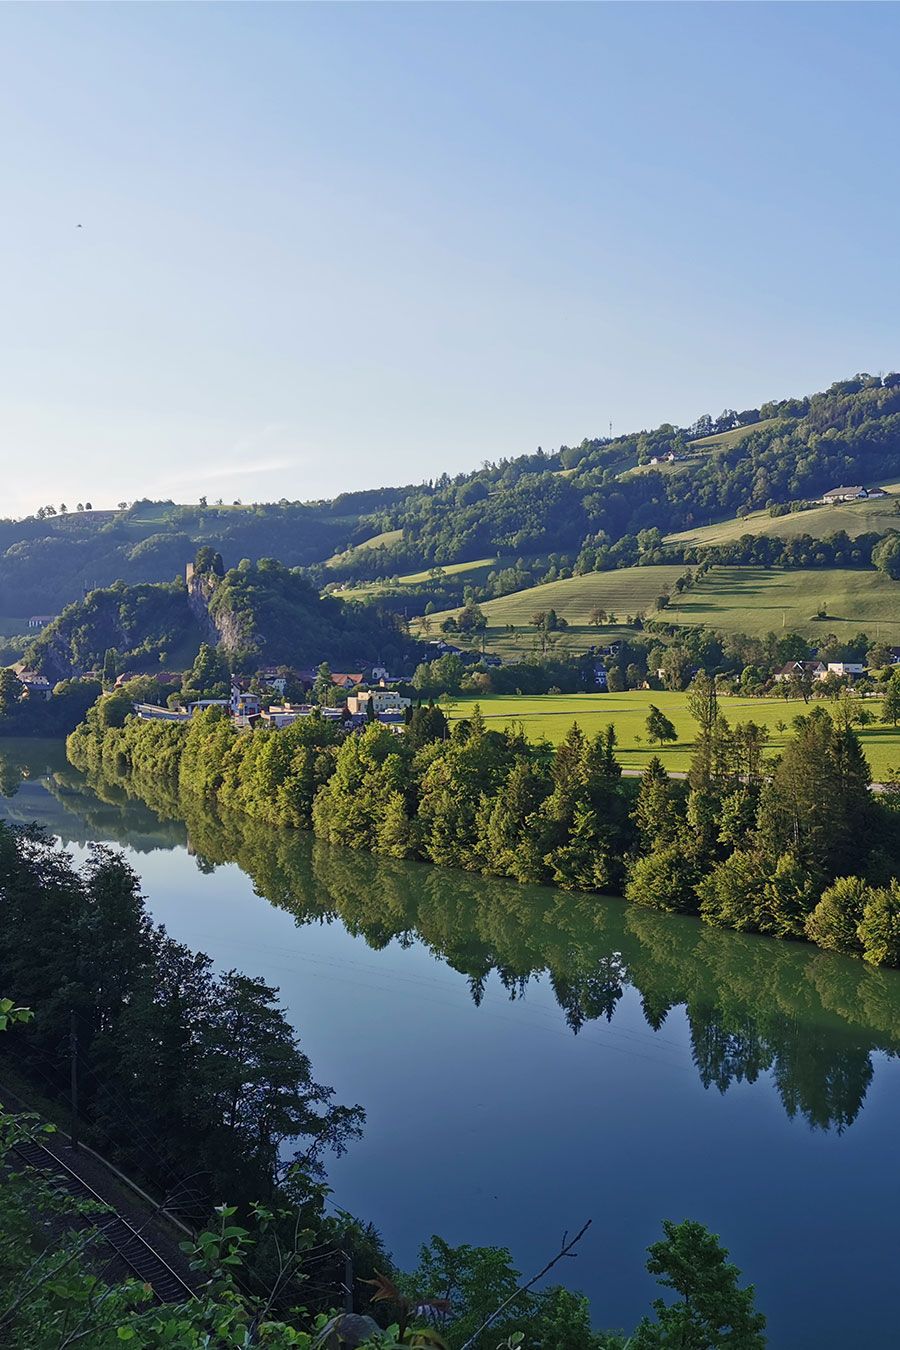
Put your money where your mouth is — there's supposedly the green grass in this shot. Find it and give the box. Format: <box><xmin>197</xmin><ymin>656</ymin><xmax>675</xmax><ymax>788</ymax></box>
<box><xmin>444</xmin><ymin>690</ymin><xmax>900</xmax><ymax>779</ymax></box>
<box><xmin>688</xmin><ymin>417</ymin><xmax>785</xmax><ymax>453</ymax></box>
<box><xmin>417</xmin><ymin>563</ymin><xmax>686</xmax><ymax>660</ymax></box>
<box><xmin>344</xmin><ymin>557</ymin><xmax>501</xmax><ymax>599</ymax></box>
<box><xmin>421</xmin><ymin>565</ymin><xmax>685</xmax><ymax>630</ymax></box>
<box><xmin>398</xmin><ymin>557</ymin><xmax>499</xmax><ymax>585</ymax></box>
<box><xmin>667</xmin><ymin>483</ymin><xmax>900</xmax><ymax>548</ymax></box>
<box><xmin>622</xmin><ymin>458</ymin><xmax>695</xmax><ymax>479</ymax></box>
<box><xmin>667</xmin><ymin>565</ymin><xmax>900</xmax><ymax>640</ymax></box>
<box><xmin>620</xmin><ymin>419</ymin><xmax>785</xmax><ymax>480</ymax></box>
<box><xmin>417</xmin><ymin>562</ymin><xmax>900</xmax><ymax>657</ymax></box>
<box><xmin>325</xmin><ymin>528</ymin><xmax>403</xmax><ymax>569</ymax></box>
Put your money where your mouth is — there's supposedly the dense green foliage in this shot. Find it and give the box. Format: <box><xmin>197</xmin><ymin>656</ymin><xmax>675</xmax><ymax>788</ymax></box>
<box><xmin>0</xmin><ymin>824</ymin><xmax>364</xmax><ymax>1220</ymax></box>
<box><xmin>326</xmin><ymin>376</ymin><xmax>900</xmax><ymax>581</ymax></box>
<box><xmin>25</xmin><ymin>580</ymin><xmax>198</xmax><ymax>682</ymax></box>
<box><xmin>68</xmin><ymin>682</ymin><xmax>900</xmax><ymax>965</ymax></box>
<box><xmin>0</xmin><ymin>845</ymin><xmax>768</xmax><ymax>1347</ymax></box>
<box><xmin>206</xmin><ymin>557</ymin><xmax>414</xmax><ymax>670</ymax></box>
<box><xmin>23</xmin><ymin>557</ymin><xmax>417</xmax><ymax>682</ymax></box>
<box><xmin>0</xmin><ymin>494</ymin><xmax>409</xmax><ymax>616</ymax></box>
<box><xmin>0</xmin><ymin>676</ymin><xmax>102</xmax><ymax>738</ymax></box>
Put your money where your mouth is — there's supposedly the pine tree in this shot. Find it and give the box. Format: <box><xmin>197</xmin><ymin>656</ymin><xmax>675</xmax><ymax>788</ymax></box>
<box><xmin>633</xmin><ymin>757</ymin><xmax>679</xmax><ymax>850</ymax></box>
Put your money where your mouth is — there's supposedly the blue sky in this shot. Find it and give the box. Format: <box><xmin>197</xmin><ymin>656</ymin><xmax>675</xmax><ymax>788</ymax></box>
<box><xmin>2</xmin><ymin>3</ymin><xmax>899</xmax><ymax>517</ymax></box>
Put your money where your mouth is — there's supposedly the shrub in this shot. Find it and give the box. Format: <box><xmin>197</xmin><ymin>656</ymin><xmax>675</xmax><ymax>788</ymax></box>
<box><xmin>858</xmin><ymin>881</ymin><xmax>900</xmax><ymax>966</ymax></box>
<box><xmin>805</xmin><ymin>876</ymin><xmax>868</xmax><ymax>954</ymax></box>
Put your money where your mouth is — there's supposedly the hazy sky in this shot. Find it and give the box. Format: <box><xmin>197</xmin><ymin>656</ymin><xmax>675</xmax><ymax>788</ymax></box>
<box><xmin>2</xmin><ymin>3</ymin><xmax>899</xmax><ymax>517</ymax></box>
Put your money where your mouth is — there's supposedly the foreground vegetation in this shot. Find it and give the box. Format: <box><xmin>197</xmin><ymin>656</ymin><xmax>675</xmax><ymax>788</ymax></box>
<box><xmin>0</xmin><ymin>838</ymin><xmax>767</xmax><ymax>1347</ymax></box>
<box><xmin>68</xmin><ymin>677</ymin><xmax>900</xmax><ymax>966</ymax></box>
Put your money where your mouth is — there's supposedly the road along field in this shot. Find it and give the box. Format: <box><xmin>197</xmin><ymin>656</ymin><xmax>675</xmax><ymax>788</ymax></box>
<box><xmin>443</xmin><ymin>690</ymin><xmax>900</xmax><ymax>780</ymax></box>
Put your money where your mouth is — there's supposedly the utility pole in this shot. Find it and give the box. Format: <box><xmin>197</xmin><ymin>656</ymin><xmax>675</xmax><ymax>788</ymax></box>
<box><xmin>69</xmin><ymin>1009</ymin><xmax>79</xmax><ymax>1152</ymax></box>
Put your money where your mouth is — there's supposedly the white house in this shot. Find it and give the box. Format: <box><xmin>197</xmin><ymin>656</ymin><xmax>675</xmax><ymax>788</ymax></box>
<box><xmin>230</xmin><ymin>686</ymin><xmax>261</xmax><ymax>719</ymax></box>
<box><xmin>773</xmin><ymin>660</ymin><xmax>826</xmax><ymax>683</ymax></box>
<box><xmin>258</xmin><ymin>668</ymin><xmax>288</xmax><ymax>696</ymax></box>
<box><xmin>821</xmin><ymin>485</ymin><xmax>887</xmax><ymax>504</ymax></box>
<box><xmin>825</xmin><ymin>662</ymin><xmax>865</xmax><ymax>679</ymax></box>
<box><xmin>345</xmin><ymin>689</ymin><xmax>411</xmax><ymax>716</ymax></box>
<box><xmin>259</xmin><ymin>703</ymin><xmax>312</xmax><ymax>728</ymax></box>
<box><xmin>19</xmin><ymin>673</ymin><xmax>52</xmax><ymax>700</ymax></box>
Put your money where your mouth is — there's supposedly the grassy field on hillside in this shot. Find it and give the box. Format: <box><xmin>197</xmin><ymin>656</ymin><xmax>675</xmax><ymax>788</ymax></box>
<box><xmin>668</xmin><ymin>484</ymin><xmax>900</xmax><ymax>548</ymax></box>
<box><xmin>417</xmin><ymin>564</ymin><xmax>685</xmax><ymax>659</ymax></box>
<box><xmin>421</xmin><ymin>565</ymin><xmax>684</xmax><ymax>629</ymax></box>
<box><xmin>417</xmin><ymin>563</ymin><xmax>900</xmax><ymax>656</ymax></box>
<box><xmin>621</xmin><ymin>419</ymin><xmax>785</xmax><ymax>480</ymax></box>
<box><xmin>343</xmin><ymin>556</ymin><xmax>500</xmax><ymax>598</ymax></box>
<box><xmin>667</xmin><ymin>566</ymin><xmax>900</xmax><ymax>640</ymax></box>
<box><xmin>688</xmin><ymin>417</ymin><xmax>785</xmax><ymax>454</ymax></box>
<box><xmin>325</xmin><ymin>529</ymin><xmax>403</xmax><ymax>568</ymax></box>
<box><xmin>444</xmin><ymin>690</ymin><xmax>900</xmax><ymax>778</ymax></box>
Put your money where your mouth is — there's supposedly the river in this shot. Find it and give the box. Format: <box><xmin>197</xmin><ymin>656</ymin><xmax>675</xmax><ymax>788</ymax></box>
<box><xmin>2</xmin><ymin>738</ymin><xmax>899</xmax><ymax>1348</ymax></box>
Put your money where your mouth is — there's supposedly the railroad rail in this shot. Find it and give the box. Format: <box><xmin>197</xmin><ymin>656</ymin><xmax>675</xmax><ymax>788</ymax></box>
<box><xmin>12</xmin><ymin>1137</ymin><xmax>196</xmax><ymax>1304</ymax></box>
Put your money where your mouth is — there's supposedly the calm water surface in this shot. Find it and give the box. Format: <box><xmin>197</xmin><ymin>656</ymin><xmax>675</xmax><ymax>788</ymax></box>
<box><xmin>2</xmin><ymin>739</ymin><xmax>900</xmax><ymax>1348</ymax></box>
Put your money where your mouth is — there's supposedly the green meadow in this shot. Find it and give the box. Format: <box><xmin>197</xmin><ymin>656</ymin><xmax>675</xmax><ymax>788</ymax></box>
<box><xmin>620</xmin><ymin>418</ymin><xmax>785</xmax><ymax>479</ymax></box>
<box><xmin>667</xmin><ymin>483</ymin><xmax>900</xmax><ymax>548</ymax></box>
<box><xmin>342</xmin><ymin>556</ymin><xmax>501</xmax><ymax>598</ymax></box>
<box><xmin>325</xmin><ymin>528</ymin><xmax>404</xmax><ymax>568</ymax></box>
<box><xmin>444</xmin><ymin>690</ymin><xmax>900</xmax><ymax>779</ymax></box>
<box><xmin>419</xmin><ymin>562</ymin><xmax>900</xmax><ymax>657</ymax></box>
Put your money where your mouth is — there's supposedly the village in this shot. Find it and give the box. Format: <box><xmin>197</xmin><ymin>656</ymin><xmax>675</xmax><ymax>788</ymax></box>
<box><xmin>130</xmin><ymin>664</ymin><xmax>416</xmax><ymax>732</ymax></box>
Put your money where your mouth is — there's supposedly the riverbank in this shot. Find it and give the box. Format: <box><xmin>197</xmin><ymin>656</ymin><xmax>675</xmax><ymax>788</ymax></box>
<box><xmin>66</xmin><ymin>691</ymin><xmax>900</xmax><ymax>967</ymax></box>
<box><xmin>5</xmin><ymin>740</ymin><xmax>900</xmax><ymax>1348</ymax></box>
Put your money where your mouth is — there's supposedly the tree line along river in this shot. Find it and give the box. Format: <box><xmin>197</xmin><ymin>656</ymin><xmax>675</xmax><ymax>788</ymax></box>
<box><xmin>1</xmin><ymin>738</ymin><xmax>900</xmax><ymax>1349</ymax></box>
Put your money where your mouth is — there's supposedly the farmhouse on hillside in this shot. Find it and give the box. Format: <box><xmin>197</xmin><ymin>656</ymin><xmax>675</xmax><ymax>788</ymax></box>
<box><xmin>820</xmin><ymin>485</ymin><xmax>888</xmax><ymax>504</ymax></box>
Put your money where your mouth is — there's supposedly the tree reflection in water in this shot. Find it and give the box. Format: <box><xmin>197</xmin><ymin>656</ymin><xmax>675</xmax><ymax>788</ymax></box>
<box><xmin>3</xmin><ymin>737</ymin><xmax>900</xmax><ymax>1136</ymax></box>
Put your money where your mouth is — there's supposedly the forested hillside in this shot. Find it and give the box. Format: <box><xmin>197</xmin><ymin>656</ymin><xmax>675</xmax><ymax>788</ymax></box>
<box><xmin>24</xmin><ymin>557</ymin><xmax>416</xmax><ymax>680</ymax></box>
<box><xmin>5</xmin><ymin>374</ymin><xmax>900</xmax><ymax>621</ymax></box>
<box><xmin>203</xmin><ymin>557</ymin><xmax>414</xmax><ymax>669</ymax></box>
<box><xmin>342</xmin><ymin>375</ymin><xmax>900</xmax><ymax>576</ymax></box>
<box><xmin>0</xmin><ymin>490</ymin><xmax>408</xmax><ymax>617</ymax></box>
<box><xmin>26</xmin><ymin>581</ymin><xmax>199</xmax><ymax>682</ymax></box>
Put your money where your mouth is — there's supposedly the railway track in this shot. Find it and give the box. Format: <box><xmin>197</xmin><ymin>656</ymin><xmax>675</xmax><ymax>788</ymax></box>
<box><xmin>12</xmin><ymin>1137</ymin><xmax>196</xmax><ymax>1304</ymax></box>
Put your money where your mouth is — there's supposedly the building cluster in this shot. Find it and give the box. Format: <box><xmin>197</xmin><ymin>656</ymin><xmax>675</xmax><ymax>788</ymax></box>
<box><xmin>772</xmin><ymin>652</ymin><xmax>900</xmax><ymax>684</ymax></box>
<box><xmin>133</xmin><ymin>665</ymin><xmax>412</xmax><ymax>733</ymax></box>
<box><xmin>17</xmin><ymin>671</ymin><xmax>52</xmax><ymax>700</ymax></box>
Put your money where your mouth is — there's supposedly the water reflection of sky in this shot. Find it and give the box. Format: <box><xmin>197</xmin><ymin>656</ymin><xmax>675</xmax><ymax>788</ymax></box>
<box><xmin>3</xmin><ymin>747</ymin><xmax>900</xmax><ymax>1349</ymax></box>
